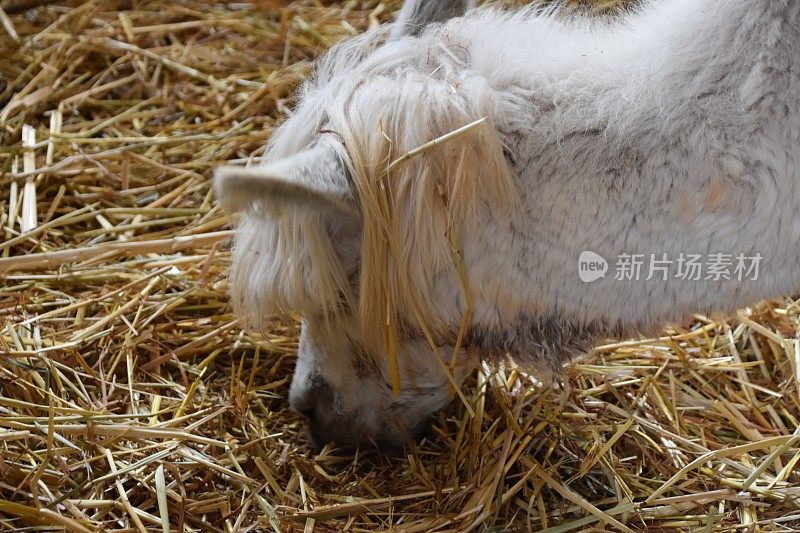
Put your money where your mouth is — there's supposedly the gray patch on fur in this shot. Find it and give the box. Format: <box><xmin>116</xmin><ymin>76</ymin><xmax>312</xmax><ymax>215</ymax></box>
<box><xmin>464</xmin><ymin>314</ymin><xmax>633</xmax><ymax>372</ymax></box>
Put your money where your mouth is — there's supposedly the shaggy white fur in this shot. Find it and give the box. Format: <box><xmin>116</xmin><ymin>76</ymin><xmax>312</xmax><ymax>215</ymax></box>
<box><xmin>215</xmin><ymin>0</ymin><xmax>800</xmax><ymax>448</ymax></box>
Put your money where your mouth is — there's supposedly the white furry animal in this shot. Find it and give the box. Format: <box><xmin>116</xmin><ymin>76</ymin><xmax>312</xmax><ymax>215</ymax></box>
<box><xmin>215</xmin><ymin>0</ymin><xmax>800</xmax><ymax>449</ymax></box>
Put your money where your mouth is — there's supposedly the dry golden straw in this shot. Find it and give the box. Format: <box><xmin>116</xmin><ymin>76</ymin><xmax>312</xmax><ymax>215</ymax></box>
<box><xmin>2</xmin><ymin>0</ymin><xmax>800</xmax><ymax>531</ymax></box>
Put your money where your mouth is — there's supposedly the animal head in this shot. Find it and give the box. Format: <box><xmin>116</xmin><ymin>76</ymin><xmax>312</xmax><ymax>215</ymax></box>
<box><xmin>215</xmin><ymin>0</ymin><xmax>514</xmax><ymax>449</ymax></box>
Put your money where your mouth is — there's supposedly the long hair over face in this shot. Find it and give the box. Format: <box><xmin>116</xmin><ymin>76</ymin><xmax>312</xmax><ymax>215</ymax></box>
<box><xmin>229</xmin><ymin>26</ymin><xmax>517</xmax><ymax>351</ymax></box>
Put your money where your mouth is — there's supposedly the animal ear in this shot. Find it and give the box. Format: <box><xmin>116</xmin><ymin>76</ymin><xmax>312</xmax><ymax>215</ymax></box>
<box><xmin>214</xmin><ymin>137</ymin><xmax>357</xmax><ymax>218</ymax></box>
<box><xmin>391</xmin><ymin>0</ymin><xmax>474</xmax><ymax>39</ymax></box>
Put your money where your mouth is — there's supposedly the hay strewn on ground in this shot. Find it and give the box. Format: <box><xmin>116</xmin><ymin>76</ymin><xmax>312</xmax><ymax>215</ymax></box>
<box><xmin>2</xmin><ymin>1</ymin><xmax>800</xmax><ymax>531</ymax></box>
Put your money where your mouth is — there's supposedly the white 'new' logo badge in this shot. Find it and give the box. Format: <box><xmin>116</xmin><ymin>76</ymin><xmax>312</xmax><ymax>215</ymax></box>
<box><xmin>579</xmin><ymin>251</ymin><xmax>608</xmax><ymax>283</ymax></box>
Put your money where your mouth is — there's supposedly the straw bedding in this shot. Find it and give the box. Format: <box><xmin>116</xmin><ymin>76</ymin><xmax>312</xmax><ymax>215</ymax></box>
<box><xmin>2</xmin><ymin>0</ymin><xmax>800</xmax><ymax>531</ymax></box>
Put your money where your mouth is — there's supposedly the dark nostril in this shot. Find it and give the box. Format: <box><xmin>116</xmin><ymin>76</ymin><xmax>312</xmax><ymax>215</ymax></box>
<box><xmin>291</xmin><ymin>374</ymin><xmax>334</xmax><ymax>421</ymax></box>
<box><xmin>290</xmin><ymin>393</ymin><xmax>318</xmax><ymax>420</ymax></box>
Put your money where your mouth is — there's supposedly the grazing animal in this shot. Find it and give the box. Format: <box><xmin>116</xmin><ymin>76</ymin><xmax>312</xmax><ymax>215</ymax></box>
<box><xmin>215</xmin><ymin>0</ymin><xmax>800</xmax><ymax>449</ymax></box>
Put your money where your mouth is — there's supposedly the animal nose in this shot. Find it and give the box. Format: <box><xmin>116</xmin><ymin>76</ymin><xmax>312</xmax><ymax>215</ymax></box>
<box><xmin>290</xmin><ymin>374</ymin><xmax>334</xmax><ymax>420</ymax></box>
<box><xmin>290</xmin><ymin>390</ymin><xmax>318</xmax><ymax>420</ymax></box>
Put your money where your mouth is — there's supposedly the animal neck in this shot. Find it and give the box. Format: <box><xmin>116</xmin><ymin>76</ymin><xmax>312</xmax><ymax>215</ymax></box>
<box><xmin>454</xmin><ymin>0</ymin><xmax>800</xmax><ymax>365</ymax></box>
<box><xmin>623</xmin><ymin>0</ymin><xmax>800</xmax><ymax>133</ymax></box>
<box><xmin>652</xmin><ymin>0</ymin><xmax>799</xmax><ymax>97</ymax></box>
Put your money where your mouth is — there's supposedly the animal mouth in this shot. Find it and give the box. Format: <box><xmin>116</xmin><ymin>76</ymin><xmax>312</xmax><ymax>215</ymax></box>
<box><xmin>305</xmin><ymin>409</ymin><xmax>430</xmax><ymax>452</ymax></box>
<box><xmin>305</xmin><ymin>410</ymin><xmax>362</xmax><ymax>450</ymax></box>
